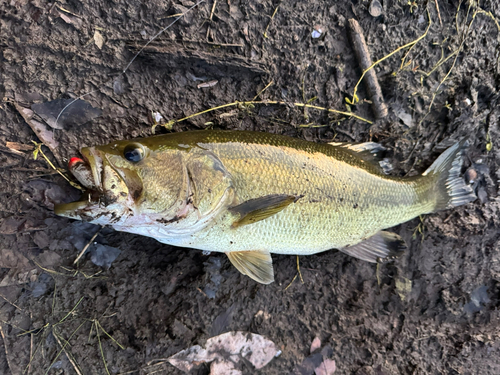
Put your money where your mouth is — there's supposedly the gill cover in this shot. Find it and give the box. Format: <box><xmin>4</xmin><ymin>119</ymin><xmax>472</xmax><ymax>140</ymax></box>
<box><xmin>56</xmin><ymin>138</ymin><xmax>237</xmax><ymax>230</ymax></box>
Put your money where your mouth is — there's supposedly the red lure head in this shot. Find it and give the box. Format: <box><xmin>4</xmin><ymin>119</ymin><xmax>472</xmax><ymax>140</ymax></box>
<box><xmin>68</xmin><ymin>157</ymin><xmax>85</xmax><ymax>170</ymax></box>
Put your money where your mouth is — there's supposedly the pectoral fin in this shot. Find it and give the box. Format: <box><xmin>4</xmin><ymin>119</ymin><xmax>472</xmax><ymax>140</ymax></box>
<box><xmin>339</xmin><ymin>231</ymin><xmax>406</xmax><ymax>263</ymax></box>
<box><xmin>229</xmin><ymin>194</ymin><xmax>299</xmax><ymax>228</ymax></box>
<box><xmin>226</xmin><ymin>251</ymin><xmax>274</xmax><ymax>284</ymax></box>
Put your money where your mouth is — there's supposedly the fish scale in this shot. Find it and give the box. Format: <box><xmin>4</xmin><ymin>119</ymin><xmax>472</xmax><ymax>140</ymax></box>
<box><xmin>190</xmin><ymin>141</ymin><xmax>418</xmax><ymax>254</ymax></box>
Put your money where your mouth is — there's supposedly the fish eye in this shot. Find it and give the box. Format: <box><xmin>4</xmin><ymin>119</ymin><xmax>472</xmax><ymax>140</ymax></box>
<box><xmin>123</xmin><ymin>143</ymin><xmax>145</xmax><ymax>163</ymax></box>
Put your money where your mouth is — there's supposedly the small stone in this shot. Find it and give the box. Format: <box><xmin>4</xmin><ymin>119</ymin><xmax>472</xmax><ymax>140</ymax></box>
<box><xmin>464</xmin><ymin>285</ymin><xmax>490</xmax><ymax>315</ymax></box>
<box><xmin>464</xmin><ymin>168</ymin><xmax>477</xmax><ymax>184</ymax></box>
<box><xmin>311</xmin><ymin>30</ymin><xmax>322</xmax><ymax>38</ymax></box>
<box><xmin>311</xmin><ymin>25</ymin><xmax>323</xmax><ymax>39</ymax></box>
<box><xmin>369</xmin><ymin>0</ymin><xmax>383</xmax><ymax>17</ymax></box>
<box><xmin>152</xmin><ymin>111</ymin><xmax>163</xmax><ymax>124</ymax></box>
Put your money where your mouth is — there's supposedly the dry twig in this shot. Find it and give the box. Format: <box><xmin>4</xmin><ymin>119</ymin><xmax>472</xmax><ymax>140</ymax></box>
<box><xmin>158</xmin><ymin>100</ymin><xmax>372</xmax><ymax>132</ymax></box>
<box><xmin>206</xmin><ymin>0</ymin><xmax>217</xmax><ymax>39</ymax></box>
<box><xmin>74</xmin><ymin>228</ymin><xmax>101</xmax><ymax>265</ymax></box>
<box><xmin>348</xmin><ymin>19</ymin><xmax>388</xmax><ymax>119</ymax></box>
<box><xmin>263</xmin><ymin>2</ymin><xmax>281</xmax><ymax>38</ymax></box>
<box><xmin>434</xmin><ymin>0</ymin><xmax>443</xmax><ymax>26</ymax></box>
<box><xmin>348</xmin><ymin>10</ymin><xmax>431</xmax><ymax>109</ymax></box>
<box><xmin>0</xmin><ymin>325</ymin><xmax>14</xmax><ymax>374</ymax></box>
<box><xmin>52</xmin><ymin>328</ymin><xmax>84</xmax><ymax>375</ymax></box>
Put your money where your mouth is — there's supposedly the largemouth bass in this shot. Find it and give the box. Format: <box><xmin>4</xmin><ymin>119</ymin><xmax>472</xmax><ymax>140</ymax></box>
<box><xmin>55</xmin><ymin>131</ymin><xmax>476</xmax><ymax>284</ymax></box>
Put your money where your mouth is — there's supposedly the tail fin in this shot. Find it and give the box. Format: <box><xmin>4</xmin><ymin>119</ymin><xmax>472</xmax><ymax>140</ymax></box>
<box><xmin>422</xmin><ymin>140</ymin><xmax>476</xmax><ymax>211</ymax></box>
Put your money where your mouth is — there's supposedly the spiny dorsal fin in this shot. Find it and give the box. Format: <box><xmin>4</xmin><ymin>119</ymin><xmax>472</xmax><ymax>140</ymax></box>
<box><xmin>226</xmin><ymin>251</ymin><xmax>274</xmax><ymax>284</ymax></box>
<box><xmin>229</xmin><ymin>194</ymin><xmax>300</xmax><ymax>228</ymax></box>
<box><xmin>339</xmin><ymin>231</ymin><xmax>406</xmax><ymax>263</ymax></box>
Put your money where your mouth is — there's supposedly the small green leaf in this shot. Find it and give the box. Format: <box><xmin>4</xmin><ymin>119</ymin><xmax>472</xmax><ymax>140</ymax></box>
<box><xmin>486</xmin><ymin>132</ymin><xmax>493</xmax><ymax>152</ymax></box>
<box><xmin>31</xmin><ymin>141</ymin><xmax>41</xmax><ymax>160</ymax></box>
<box><xmin>395</xmin><ymin>276</ymin><xmax>412</xmax><ymax>301</ymax></box>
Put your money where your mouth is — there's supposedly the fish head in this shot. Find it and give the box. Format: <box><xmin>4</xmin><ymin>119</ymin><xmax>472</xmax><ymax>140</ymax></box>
<box><xmin>55</xmin><ymin>139</ymin><xmax>189</xmax><ymax>226</ymax></box>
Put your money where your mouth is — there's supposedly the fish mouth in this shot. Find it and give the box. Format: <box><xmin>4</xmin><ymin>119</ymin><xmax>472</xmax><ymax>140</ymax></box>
<box><xmin>54</xmin><ymin>148</ymin><xmax>131</xmax><ymax>223</ymax></box>
<box><xmin>79</xmin><ymin>147</ymin><xmax>103</xmax><ymax>192</ymax></box>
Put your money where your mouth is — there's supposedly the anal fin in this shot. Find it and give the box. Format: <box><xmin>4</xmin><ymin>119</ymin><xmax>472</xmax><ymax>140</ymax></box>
<box><xmin>226</xmin><ymin>250</ymin><xmax>274</xmax><ymax>284</ymax></box>
<box><xmin>339</xmin><ymin>231</ymin><xmax>406</xmax><ymax>263</ymax></box>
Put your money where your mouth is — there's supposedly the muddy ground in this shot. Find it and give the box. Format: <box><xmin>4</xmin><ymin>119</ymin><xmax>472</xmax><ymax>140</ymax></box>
<box><xmin>1</xmin><ymin>0</ymin><xmax>500</xmax><ymax>374</ymax></box>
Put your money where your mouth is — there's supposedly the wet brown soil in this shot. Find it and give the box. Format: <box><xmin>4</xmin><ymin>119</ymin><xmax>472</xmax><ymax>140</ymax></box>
<box><xmin>1</xmin><ymin>0</ymin><xmax>500</xmax><ymax>374</ymax></box>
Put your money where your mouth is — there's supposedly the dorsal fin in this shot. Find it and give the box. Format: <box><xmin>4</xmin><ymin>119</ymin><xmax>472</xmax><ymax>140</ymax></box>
<box><xmin>328</xmin><ymin>141</ymin><xmax>392</xmax><ymax>174</ymax></box>
<box><xmin>328</xmin><ymin>141</ymin><xmax>385</xmax><ymax>154</ymax></box>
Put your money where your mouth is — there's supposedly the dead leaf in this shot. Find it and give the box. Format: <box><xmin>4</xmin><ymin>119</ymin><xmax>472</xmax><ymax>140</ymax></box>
<box><xmin>14</xmin><ymin>91</ymin><xmax>45</xmax><ymax>104</ymax></box>
<box><xmin>197</xmin><ymin>80</ymin><xmax>218</xmax><ymax>88</ymax></box>
<box><xmin>315</xmin><ymin>358</ymin><xmax>336</xmax><ymax>375</ymax></box>
<box><xmin>31</xmin><ymin>99</ymin><xmax>102</xmax><ymax>130</ymax></box>
<box><xmin>35</xmin><ymin>251</ymin><xmax>62</xmax><ymax>268</ymax></box>
<box><xmin>310</xmin><ymin>336</ymin><xmax>321</xmax><ymax>353</ymax></box>
<box><xmin>167</xmin><ymin>331</ymin><xmax>278</xmax><ymax>373</ymax></box>
<box><xmin>6</xmin><ymin>141</ymin><xmax>34</xmax><ymax>154</ymax></box>
<box><xmin>94</xmin><ymin>30</ymin><xmax>104</xmax><ymax>49</ymax></box>
<box><xmin>0</xmin><ymin>217</ymin><xmax>27</xmax><ymax>235</ymax></box>
<box><xmin>24</xmin><ymin>180</ymin><xmax>80</xmax><ymax>210</ymax></box>
<box><xmin>13</xmin><ymin>102</ymin><xmax>60</xmax><ymax>158</ymax></box>
<box><xmin>0</xmin><ymin>249</ymin><xmax>31</xmax><ymax>269</ymax></box>
<box><xmin>55</xmin><ymin>8</ymin><xmax>83</xmax><ymax>28</ymax></box>
<box><xmin>210</xmin><ymin>305</ymin><xmax>235</xmax><ymax>336</ymax></box>
<box><xmin>210</xmin><ymin>360</ymin><xmax>241</xmax><ymax>375</ymax></box>
<box><xmin>0</xmin><ymin>269</ymin><xmax>39</xmax><ymax>287</ymax></box>
<box><xmin>296</xmin><ymin>345</ymin><xmax>335</xmax><ymax>375</ymax></box>
<box><xmin>89</xmin><ymin>244</ymin><xmax>121</xmax><ymax>269</ymax></box>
